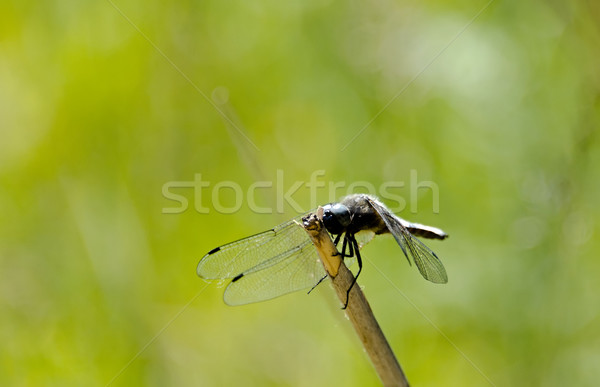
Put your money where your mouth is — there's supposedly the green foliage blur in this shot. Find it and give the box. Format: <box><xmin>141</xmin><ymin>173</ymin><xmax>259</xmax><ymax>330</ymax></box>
<box><xmin>1</xmin><ymin>0</ymin><xmax>599</xmax><ymax>386</ymax></box>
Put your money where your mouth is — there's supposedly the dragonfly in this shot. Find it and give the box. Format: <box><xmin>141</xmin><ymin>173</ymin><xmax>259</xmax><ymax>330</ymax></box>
<box><xmin>197</xmin><ymin>194</ymin><xmax>448</xmax><ymax>307</ymax></box>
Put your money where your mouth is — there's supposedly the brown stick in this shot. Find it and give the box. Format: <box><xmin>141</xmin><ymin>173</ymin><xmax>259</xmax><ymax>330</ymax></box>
<box><xmin>301</xmin><ymin>209</ymin><xmax>409</xmax><ymax>387</ymax></box>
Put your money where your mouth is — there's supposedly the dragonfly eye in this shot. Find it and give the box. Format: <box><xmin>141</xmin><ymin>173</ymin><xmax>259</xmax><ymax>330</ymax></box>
<box><xmin>322</xmin><ymin>203</ymin><xmax>351</xmax><ymax>235</ymax></box>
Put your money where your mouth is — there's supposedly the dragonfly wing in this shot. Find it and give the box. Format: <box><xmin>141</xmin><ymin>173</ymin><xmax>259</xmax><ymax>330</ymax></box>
<box><xmin>197</xmin><ymin>215</ymin><xmax>309</xmax><ymax>280</ymax></box>
<box><xmin>365</xmin><ymin>197</ymin><xmax>448</xmax><ymax>284</ymax></box>
<box><xmin>401</xmin><ymin>235</ymin><xmax>448</xmax><ymax>283</ymax></box>
<box><xmin>223</xmin><ymin>239</ymin><xmax>325</xmax><ymax>305</ymax></box>
<box><xmin>354</xmin><ymin>229</ymin><xmax>375</xmax><ymax>249</ymax></box>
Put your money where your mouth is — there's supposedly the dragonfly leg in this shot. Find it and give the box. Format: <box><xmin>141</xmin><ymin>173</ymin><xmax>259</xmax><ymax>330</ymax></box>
<box><xmin>342</xmin><ymin>233</ymin><xmax>362</xmax><ymax>310</ymax></box>
<box><xmin>333</xmin><ymin>233</ymin><xmax>342</xmax><ymax>246</ymax></box>
<box><xmin>346</xmin><ymin>234</ymin><xmax>355</xmax><ymax>258</ymax></box>
<box><xmin>340</xmin><ymin>234</ymin><xmax>348</xmax><ymax>257</ymax></box>
<box><xmin>307</xmin><ymin>274</ymin><xmax>328</xmax><ymax>295</ymax></box>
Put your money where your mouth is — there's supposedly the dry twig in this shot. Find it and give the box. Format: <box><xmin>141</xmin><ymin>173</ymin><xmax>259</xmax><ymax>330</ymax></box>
<box><xmin>302</xmin><ymin>209</ymin><xmax>409</xmax><ymax>387</ymax></box>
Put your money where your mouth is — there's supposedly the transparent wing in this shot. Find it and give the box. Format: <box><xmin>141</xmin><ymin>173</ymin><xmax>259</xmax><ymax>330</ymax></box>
<box><xmin>366</xmin><ymin>197</ymin><xmax>448</xmax><ymax>284</ymax></box>
<box><xmin>223</xmin><ymin>239</ymin><xmax>325</xmax><ymax>305</ymax></box>
<box><xmin>354</xmin><ymin>230</ymin><xmax>375</xmax><ymax>249</ymax></box>
<box><xmin>197</xmin><ymin>215</ymin><xmax>309</xmax><ymax>280</ymax></box>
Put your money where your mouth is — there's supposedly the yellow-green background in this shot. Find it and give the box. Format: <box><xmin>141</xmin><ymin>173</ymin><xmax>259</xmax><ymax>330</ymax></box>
<box><xmin>2</xmin><ymin>1</ymin><xmax>599</xmax><ymax>386</ymax></box>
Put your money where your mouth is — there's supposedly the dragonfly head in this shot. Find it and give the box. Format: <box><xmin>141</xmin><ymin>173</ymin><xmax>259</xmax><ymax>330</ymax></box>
<box><xmin>321</xmin><ymin>203</ymin><xmax>351</xmax><ymax>235</ymax></box>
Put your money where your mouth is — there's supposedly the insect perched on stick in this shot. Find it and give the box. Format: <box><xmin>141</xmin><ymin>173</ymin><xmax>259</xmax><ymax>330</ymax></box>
<box><xmin>197</xmin><ymin>194</ymin><xmax>448</xmax><ymax>307</ymax></box>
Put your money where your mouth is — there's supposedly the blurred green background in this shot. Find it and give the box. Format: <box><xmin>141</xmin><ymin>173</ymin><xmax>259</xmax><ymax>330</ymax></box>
<box><xmin>1</xmin><ymin>0</ymin><xmax>599</xmax><ymax>386</ymax></box>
